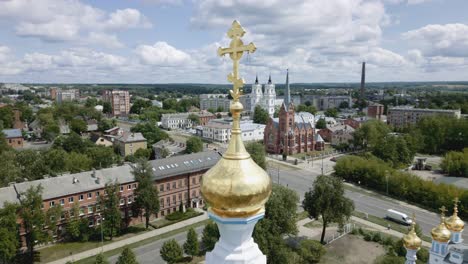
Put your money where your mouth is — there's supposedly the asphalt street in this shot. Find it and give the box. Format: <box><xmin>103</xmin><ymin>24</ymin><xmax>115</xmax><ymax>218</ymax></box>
<box><xmin>266</xmin><ymin>162</ymin><xmax>467</xmax><ymax>242</ymax></box>
<box><xmin>107</xmin><ymin>226</ymin><xmax>204</xmax><ymax>264</ymax></box>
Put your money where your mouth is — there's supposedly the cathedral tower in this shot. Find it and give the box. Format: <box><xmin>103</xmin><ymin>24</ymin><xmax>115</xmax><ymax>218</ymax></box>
<box><xmin>429</xmin><ymin>207</ymin><xmax>452</xmax><ymax>263</ymax></box>
<box><xmin>445</xmin><ymin>198</ymin><xmax>465</xmax><ymax>244</ymax></box>
<box><xmin>264</xmin><ymin>74</ymin><xmax>276</xmax><ymax>117</ymax></box>
<box><xmin>250</xmin><ymin>74</ymin><xmax>263</xmax><ymax>113</ymax></box>
<box><xmin>403</xmin><ymin>214</ymin><xmax>422</xmax><ymax>264</ymax></box>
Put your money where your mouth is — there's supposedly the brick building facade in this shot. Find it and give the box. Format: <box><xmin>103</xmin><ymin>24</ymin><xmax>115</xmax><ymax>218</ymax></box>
<box><xmin>0</xmin><ymin>151</ymin><xmax>221</xmax><ymax>245</ymax></box>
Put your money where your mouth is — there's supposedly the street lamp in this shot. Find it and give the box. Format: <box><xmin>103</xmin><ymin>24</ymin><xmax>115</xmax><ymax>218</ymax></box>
<box><xmin>385</xmin><ymin>170</ymin><xmax>389</xmax><ymax>196</ymax></box>
<box><xmin>321</xmin><ymin>154</ymin><xmax>324</xmax><ymax>175</ymax></box>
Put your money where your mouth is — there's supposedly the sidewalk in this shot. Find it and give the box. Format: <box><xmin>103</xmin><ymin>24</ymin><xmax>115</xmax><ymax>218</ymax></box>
<box><xmin>47</xmin><ymin>212</ymin><xmax>209</xmax><ymax>264</ymax></box>
<box><xmin>296</xmin><ymin>215</ymin><xmax>431</xmax><ymax>248</ymax></box>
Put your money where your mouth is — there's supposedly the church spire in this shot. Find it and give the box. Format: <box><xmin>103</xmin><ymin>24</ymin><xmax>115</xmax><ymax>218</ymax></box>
<box><xmin>268</xmin><ymin>74</ymin><xmax>272</xmax><ymax>84</ymax></box>
<box><xmin>255</xmin><ymin>74</ymin><xmax>258</xmax><ymax>84</ymax></box>
<box><xmin>284</xmin><ymin>69</ymin><xmax>291</xmax><ymax>107</ymax></box>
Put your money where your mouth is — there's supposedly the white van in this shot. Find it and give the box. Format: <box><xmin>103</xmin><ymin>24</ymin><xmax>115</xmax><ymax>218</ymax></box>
<box><xmin>385</xmin><ymin>209</ymin><xmax>412</xmax><ymax>225</ymax></box>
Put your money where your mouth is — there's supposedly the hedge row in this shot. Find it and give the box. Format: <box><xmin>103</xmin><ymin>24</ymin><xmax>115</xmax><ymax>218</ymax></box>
<box><xmin>335</xmin><ymin>155</ymin><xmax>468</xmax><ymax>219</ymax></box>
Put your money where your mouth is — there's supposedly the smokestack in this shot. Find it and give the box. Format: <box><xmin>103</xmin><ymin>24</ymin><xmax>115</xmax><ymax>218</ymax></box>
<box><xmin>360</xmin><ymin>62</ymin><xmax>365</xmax><ymax>106</ymax></box>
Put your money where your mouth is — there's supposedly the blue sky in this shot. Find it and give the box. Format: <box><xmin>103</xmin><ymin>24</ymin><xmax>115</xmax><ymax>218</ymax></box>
<box><xmin>0</xmin><ymin>0</ymin><xmax>467</xmax><ymax>83</ymax></box>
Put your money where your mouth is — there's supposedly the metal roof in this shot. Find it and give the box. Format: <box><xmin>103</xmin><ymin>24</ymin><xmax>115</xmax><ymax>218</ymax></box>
<box><xmin>116</xmin><ymin>132</ymin><xmax>146</xmax><ymax>143</ymax></box>
<box><xmin>0</xmin><ymin>186</ymin><xmax>19</xmax><ymax>208</ymax></box>
<box><xmin>2</xmin><ymin>129</ymin><xmax>22</xmax><ymax>138</ymax></box>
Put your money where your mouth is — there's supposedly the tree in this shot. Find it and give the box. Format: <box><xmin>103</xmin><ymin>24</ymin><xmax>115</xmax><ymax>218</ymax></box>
<box><xmin>0</xmin><ymin>106</ymin><xmax>14</xmax><ymax>128</ymax></box>
<box><xmin>94</xmin><ymin>253</ymin><xmax>109</xmax><ymax>264</ymax></box>
<box><xmin>15</xmin><ymin>150</ymin><xmax>49</xmax><ymax>181</ymax></box>
<box><xmin>253</xmin><ymin>105</ymin><xmax>269</xmax><ymax>124</ymax></box>
<box><xmin>101</xmin><ymin>182</ymin><xmax>122</xmax><ymax>240</ymax></box>
<box><xmin>246</xmin><ymin>141</ymin><xmax>267</xmax><ymax>169</ymax></box>
<box><xmin>160</xmin><ymin>239</ymin><xmax>183</xmax><ymax>264</ymax></box>
<box><xmin>188</xmin><ymin>114</ymin><xmax>200</xmax><ymax>126</ymax></box>
<box><xmin>324</xmin><ymin>108</ymin><xmax>338</xmax><ymax>118</ymax></box>
<box><xmin>131</xmin><ymin>122</ymin><xmax>169</xmax><ymax>146</ymax></box>
<box><xmin>352</xmin><ymin>120</ymin><xmax>391</xmax><ymax>150</ymax></box>
<box><xmin>253</xmin><ymin>185</ymin><xmax>299</xmax><ymax>263</ymax></box>
<box><xmin>0</xmin><ymin>202</ymin><xmax>19</xmax><ymax>263</ymax></box>
<box><xmin>296</xmin><ymin>104</ymin><xmax>317</xmax><ymax>114</ymax></box>
<box><xmin>88</xmin><ymin>146</ymin><xmax>120</xmax><ymax>169</ymax></box>
<box><xmin>441</xmin><ymin>148</ymin><xmax>468</xmax><ymax>177</ymax></box>
<box><xmin>201</xmin><ymin>221</ymin><xmax>219</xmax><ymax>252</ymax></box>
<box><xmin>339</xmin><ymin>101</ymin><xmax>349</xmax><ymax>109</ymax></box>
<box><xmin>66</xmin><ymin>203</ymin><xmax>82</xmax><ymax>241</ymax></box>
<box><xmin>303</xmin><ymin>175</ymin><xmax>354</xmax><ymax>244</ymax></box>
<box><xmin>19</xmin><ymin>185</ymin><xmax>48</xmax><ymax>263</ymax></box>
<box><xmin>130</xmin><ymin>99</ymin><xmax>151</xmax><ymax>114</ymax></box>
<box><xmin>316</xmin><ymin>118</ymin><xmax>326</xmax><ymax>129</ymax></box>
<box><xmin>133</xmin><ymin>159</ymin><xmax>160</xmax><ymax>229</ymax></box>
<box><xmin>44</xmin><ymin>148</ymin><xmax>68</xmax><ymax>175</ymax></box>
<box><xmin>102</xmin><ymin>101</ymin><xmax>112</xmax><ymax>114</ymax></box>
<box><xmin>183</xmin><ymin>228</ymin><xmax>200</xmax><ymax>259</ymax></box>
<box><xmin>186</xmin><ymin>136</ymin><xmax>203</xmax><ymax>154</ymax></box>
<box><xmin>116</xmin><ymin>247</ymin><xmax>138</xmax><ymax>264</ymax></box>
<box><xmin>134</xmin><ymin>148</ymin><xmax>152</xmax><ymax>160</ymax></box>
<box><xmin>70</xmin><ymin>119</ymin><xmax>88</xmax><ymax>134</ymax></box>
<box><xmin>0</xmin><ymin>150</ymin><xmax>20</xmax><ymax>186</ymax></box>
<box><xmin>298</xmin><ymin>239</ymin><xmax>326</xmax><ymax>263</ymax></box>
<box><xmin>65</xmin><ymin>152</ymin><xmax>92</xmax><ymax>173</ymax></box>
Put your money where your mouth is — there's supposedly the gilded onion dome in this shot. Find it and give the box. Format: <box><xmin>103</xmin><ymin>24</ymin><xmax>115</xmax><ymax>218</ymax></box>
<box><xmin>403</xmin><ymin>214</ymin><xmax>422</xmax><ymax>250</ymax></box>
<box><xmin>445</xmin><ymin>198</ymin><xmax>465</xmax><ymax>232</ymax></box>
<box><xmin>431</xmin><ymin>206</ymin><xmax>452</xmax><ymax>243</ymax></box>
<box><xmin>201</xmin><ymin>21</ymin><xmax>272</xmax><ymax>218</ymax></box>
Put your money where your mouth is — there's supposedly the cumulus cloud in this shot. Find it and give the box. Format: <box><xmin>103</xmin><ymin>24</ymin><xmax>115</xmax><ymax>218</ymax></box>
<box><xmin>0</xmin><ymin>0</ymin><xmax>151</xmax><ymax>45</ymax></box>
<box><xmin>135</xmin><ymin>42</ymin><xmax>191</xmax><ymax>66</ymax></box>
<box><xmin>403</xmin><ymin>23</ymin><xmax>468</xmax><ymax>57</ymax></box>
<box><xmin>87</xmin><ymin>32</ymin><xmax>124</xmax><ymax>49</ymax></box>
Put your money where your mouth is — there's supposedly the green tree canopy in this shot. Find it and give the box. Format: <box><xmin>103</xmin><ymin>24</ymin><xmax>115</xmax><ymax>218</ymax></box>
<box><xmin>246</xmin><ymin>141</ymin><xmax>267</xmax><ymax>170</ymax></box>
<box><xmin>188</xmin><ymin>114</ymin><xmax>200</xmax><ymax>126</ymax></box>
<box><xmin>0</xmin><ymin>202</ymin><xmax>19</xmax><ymax>263</ymax></box>
<box><xmin>324</xmin><ymin>108</ymin><xmax>338</xmax><ymax>118</ymax></box>
<box><xmin>100</xmin><ymin>182</ymin><xmax>122</xmax><ymax>240</ymax></box>
<box><xmin>70</xmin><ymin>119</ymin><xmax>88</xmax><ymax>134</ymax></box>
<box><xmin>160</xmin><ymin>239</ymin><xmax>183</xmax><ymax>264</ymax></box>
<box><xmin>441</xmin><ymin>148</ymin><xmax>468</xmax><ymax>177</ymax></box>
<box><xmin>316</xmin><ymin>118</ymin><xmax>326</xmax><ymax>129</ymax></box>
<box><xmin>94</xmin><ymin>253</ymin><xmax>109</xmax><ymax>264</ymax></box>
<box><xmin>303</xmin><ymin>175</ymin><xmax>354</xmax><ymax>243</ymax></box>
<box><xmin>298</xmin><ymin>239</ymin><xmax>326</xmax><ymax>263</ymax></box>
<box><xmin>186</xmin><ymin>136</ymin><xmax>203</xmax><ymax>154</ymax></box>
<box><xmin>116</xmin><ymin>247</ymin><xmax>138</xmax><ymax>264</ymax></box>
<box><xmin>133</xmin><ymin>159</ymin><xmax>160</xmax><ymax>229</ymax></box>
<box><xmin>296</xmin><ymin>104</ymin><xmax>317</xmax><ymax>114</ymax></box>
<box><xmin>253</xmin><ymin>105</ymin><xmax>269</xmax><ymax>124</ymax></box>
<box><xmin>201</xmin><ymin>221</ymin><xmax>219</xmax><ymax>252</ymax></box>
<box><xmin>0</xmin><ymin>106</ymin><xmax>14</xmax><ymax>128</ymax></box>
<box><xmin>131</xmin><ymin>122</ymin><xmax>169</xmax><ymax>146</ymax></box>
<box><xmin>183</xmin><ymin>228</ymin><xmax>200</xmax><ymax>259</ymax></box>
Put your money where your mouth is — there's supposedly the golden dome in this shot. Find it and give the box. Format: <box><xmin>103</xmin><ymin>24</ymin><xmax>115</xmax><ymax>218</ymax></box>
<box><xmin>201</xmin><ymin>20</ymin><xmax>272</xmax><ymax>218</ymax></box>
<box><xmin>431</xmin><ymin>206</ymin><xmax>451</xmax><ymax>243</ymax></box>
<box><xmin>445</xmin><ymin>198</ymin><xmax>465</xmax><ymax>232</ymax></box>
<box><xmin>403</xmin><ymin>215</ymin><xmax>422</xmax><ymax>250</ymax></box>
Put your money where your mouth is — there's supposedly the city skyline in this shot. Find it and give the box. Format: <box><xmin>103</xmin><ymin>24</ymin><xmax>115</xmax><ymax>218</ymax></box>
<box><xmin>0</xmin><ymin>0</ymin><xmax>468</xmax><ymax>83</ymax></box>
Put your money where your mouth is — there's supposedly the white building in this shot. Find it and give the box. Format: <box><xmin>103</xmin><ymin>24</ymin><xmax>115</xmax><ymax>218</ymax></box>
<box><xmin>161</xmin><ymin>113</ymin><xmax>193</xmax><ymax>130</ymax></box>
<box><xmin>202</xmin><ymin>119</ymin><xmax>265</xmax><ymax>143</ymax></box>
<box><xmin>199</xmin><ymin>94</ymin><xmax>231</xmax><ymax>112</ymax></box>
<box><xmin>56</xmin><ymin>89</ymin><xmax>79</xmax><ymax>103</ymax></box>
<box><xmin>240</xmin><ymin>75</ymin><xmax>276</xmax><ymax>117</ymax></box>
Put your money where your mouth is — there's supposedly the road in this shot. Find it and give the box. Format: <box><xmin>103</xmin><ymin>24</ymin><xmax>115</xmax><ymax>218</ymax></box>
<box><xmin>107</xmin><ymin>226</ymin><xmax>204</xmax><ymax>264</ymax></box>
<box><xmin>266</xmin><ymin>162</ymin><xmax>467</xmax><ymax>242</ymax></box>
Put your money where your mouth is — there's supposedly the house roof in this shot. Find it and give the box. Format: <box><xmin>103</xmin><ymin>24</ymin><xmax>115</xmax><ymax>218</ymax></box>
<box><xmin>2</xmin><ymin>129</ymin><xmax>22</xmax><ymax>138</ymax></box>
<box><xmin>6</xmin><ymin>151</ymin><xmax>221</xmax><ymax>202</ymax></box>
<box><xmin>116</xmin><ymin>132</ymin><xmax>146</xmax><ymax>143</ymax></box>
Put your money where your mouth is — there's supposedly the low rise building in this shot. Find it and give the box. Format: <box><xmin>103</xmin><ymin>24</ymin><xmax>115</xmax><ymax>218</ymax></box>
<box><xmin>116</xmin><ymin>132</ymin><xmax>147</xmax><ymax>156</ymax></box>
<box><xmin>388</xmin><ymin>107</ymin><xmax>461</xmax><ymax>128</ymax></box>
<box><xmin>152</xmin><ymin>140</ymin><xmax>185</xmax><ymax>159</ymax></box>
<box><xmin>161</xmin><ymin>111</ymin><xmax>216</xmax><ymax>130</ymax></box>
<box><xmin>301</xmin><ymin>95</ymin><xmax>352</xmax><ymax>110</ymax></box>
<box><xmin>0</xmin><ymin>151</ymin><xmax>221</xmax><ymax>246</ymax></box>
<box><xmin>2</xmin><ymin>128</ymin><xmax>23</xmax><ymax>148</ymax></box>
<box><xmin>317</xmin><ymin>124</ymin><xmax>355</xmax><ymax>146</ymax></box>
<box><xmin>367</xmin><ymin>102</ymin><xmax>384</xmax><ymax>119</ymax></box>
<box><xmin>202</xmin><ymin>119</ymin><xmax>265</xmax><ymax>143</ymax></box>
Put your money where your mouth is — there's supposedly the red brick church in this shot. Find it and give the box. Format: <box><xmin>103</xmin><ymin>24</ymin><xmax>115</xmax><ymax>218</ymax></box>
<box><xmin>264</xmin><ymin>70</ymin><xmax>324</xmax><ymax>155</ymax></box>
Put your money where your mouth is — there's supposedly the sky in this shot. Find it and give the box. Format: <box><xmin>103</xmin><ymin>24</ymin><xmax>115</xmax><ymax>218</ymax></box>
<box><xmin>0</xmin><ymin>0</ymin><xmax>467</xmax><ymax>84</ymax></box>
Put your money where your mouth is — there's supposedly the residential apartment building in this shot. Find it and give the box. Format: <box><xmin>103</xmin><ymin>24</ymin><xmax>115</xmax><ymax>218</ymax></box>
<box><xmin>0</xmin><ymin>151</ymin><xmax>221</xmax><ymax>245</ymax></box>
<box><xmin>2</xmin><ymin>128</ymin><xmax>23</xmax><ymax>148</ymax></box>
<box><xmin>301</xmin><ymin>95</ymin><xmax>352</xmax><ymax>110</ymax></box>
<box><xmin>199</xmin><ymin>94</ymin><xmax>231</xmax><ymax>112</ymax></box>
<box><xmin>56</xmin><ymin>89</ymin><xmax>79</xmax><ymax>103</ymax></box>
<box><xmin>387</xmin><ymin>107</ymin><xmax>461</xmax><ymax>128</ymax></box>
<box><xmin>103</xmin><ymin>90</ymin><xmax>130</xmax><ymax>117</ymax></box>
<box><xmin>161</xmin><ymin>112</ymin><xmax>215</xmax><ymax>130</ymax></box>
<box><xmin>115</xmin><ymin>132</ymin><xmax>147</xmax><ymax>157</ymax></box>
<box><xmin>367</xmin><ymin>102</ymin><xmax>384</xmax><ymax>119</ymax></box>
<box><xmin>202</xmin><ymin>119</ymin><xmax>265</xmax><ymax>143</ymax></box>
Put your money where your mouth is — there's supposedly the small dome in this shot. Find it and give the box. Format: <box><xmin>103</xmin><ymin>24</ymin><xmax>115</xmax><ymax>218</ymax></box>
<box><xmin>445</xmin><ymin>199</ymin><xmax>465</xmax><ymax>232</ymax></box>
<box><xmin>403</xmin><ymin>227</ymin><xmax>422</xmax><ymax>250</ymax></box>
<box><xmin>431</xmin><ymin>213</ymin><xmax>451</xmax><ymax>243</ymax></box>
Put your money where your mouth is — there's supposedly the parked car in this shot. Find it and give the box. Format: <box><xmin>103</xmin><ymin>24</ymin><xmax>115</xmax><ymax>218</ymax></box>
<box><xmin>385</xmin><ymin>209</ymin><xmax>412</xmax><ymax>225</ymax></box>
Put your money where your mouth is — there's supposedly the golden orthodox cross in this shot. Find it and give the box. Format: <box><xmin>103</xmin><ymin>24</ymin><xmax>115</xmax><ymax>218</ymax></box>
<box><xmin>439</xmin><ymin>206</ymin><xmax>447</xmax><ymax>217</ymax></box>
<box><xmin>217</xmin><ymin>20</ymin><xmax>256</xmax><ymax>102</ymax></box>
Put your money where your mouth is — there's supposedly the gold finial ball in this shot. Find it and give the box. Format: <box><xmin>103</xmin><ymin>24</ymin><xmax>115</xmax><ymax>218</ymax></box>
<box><xmin>230</xmin><ymin>101</ymin><xmax>243</xmax><ymax>115</ymax></box>
<box><xmin>446</xmin><ymin>212</ymin><xmax>465</xmax><ymax>232</ymax></box>
<box><xmin>431</xmin><ymin>221</ymin><xmax>452</xmax><ymax>243</ymax></box>
<box><xmin>201</xmin><ymin>155</ymin><xmax>272</xmax><ymax>218</ymax></box>
<box><xmin>403</xmin><ymin>232</ymin><xmax>422</xmax><ymax>250</ymax></box>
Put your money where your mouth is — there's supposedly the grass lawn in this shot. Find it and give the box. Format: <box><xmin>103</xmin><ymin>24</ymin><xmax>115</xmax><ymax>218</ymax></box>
<box><xmin>319</xmin><ymin>235</ymin><xmax>386</xmax><ymax>264</ymax></box>
<box><xmin>291</xmin><ymin>145</ymin><xmax>333</xmax><ymax>159</ymax></box>
<box><xmin>304</xmin><ymin>218</ymin><xmax>339</xmax><ymax>229</ymax></box>
<box><xmin>352</xmin><ymin>211</ymin><xmax>432</xmax><ymax>242</ymax></box>
<box><xmin>74</xmin><ymin>219</ymin><xmax>210</xmax><ymax>264</ymax></box>
<box><xmin>267</xmin><ymin>160</ymin><xmax>301</xmax><ymax>171</ymax></box>
<box><xmin>296</xmin><ymin>211</ymin><xmax>309</xmax><ymax>221</ymax></box>
<box><xmin>39</xmin><ymin>211</ymin><xmax>203</xmax><ymax>263</ymax></box>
